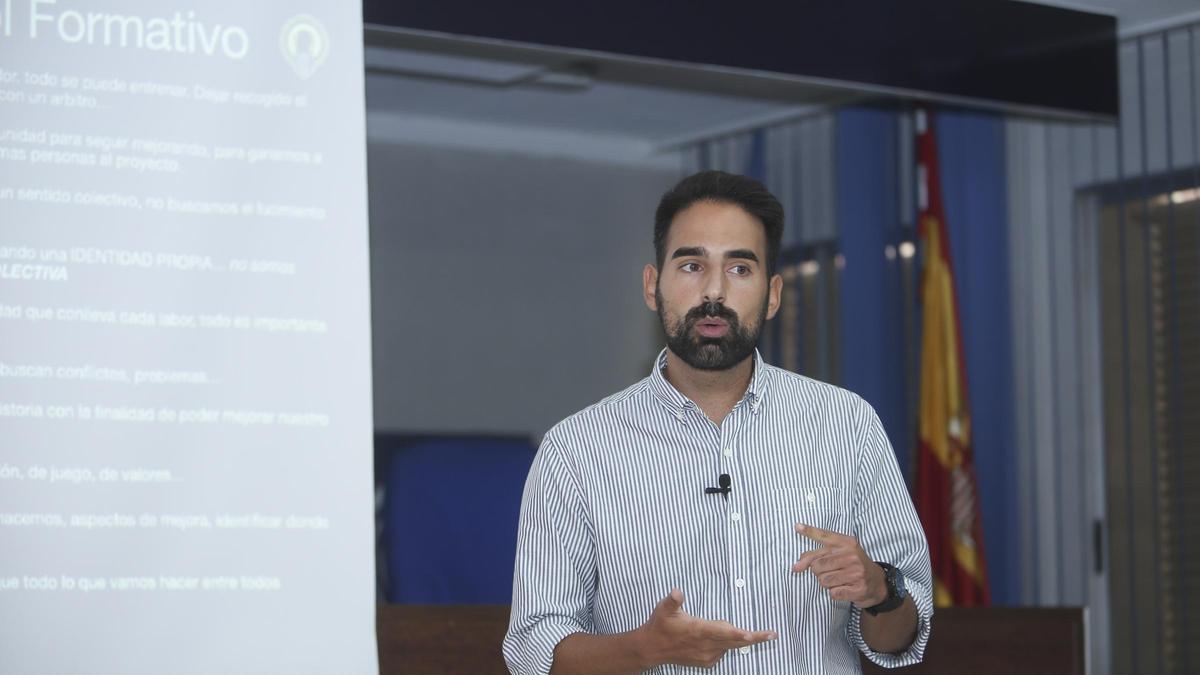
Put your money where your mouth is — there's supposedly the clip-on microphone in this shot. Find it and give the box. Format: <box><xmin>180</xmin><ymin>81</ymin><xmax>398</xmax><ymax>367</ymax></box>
<box><xmin>704</xmin><ymin>473</ymin><xmax>732</xmax><ymax>500</ymax></box>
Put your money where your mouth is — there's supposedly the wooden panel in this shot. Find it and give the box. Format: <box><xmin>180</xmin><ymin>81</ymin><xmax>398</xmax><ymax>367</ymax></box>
<box><xmin>862</xmin><ymin>607</ymin><xmax>1085</xmax><ymax>675</ymax></box>
<box><xmin>378</xmin><ymin>605</ymin><xmax>511</xmax><ymax>675</ymax></box>
<box><xmin>377</xmin><ymin>605</ymin><xmax>1084</xmax><ymax>675</ymax></box>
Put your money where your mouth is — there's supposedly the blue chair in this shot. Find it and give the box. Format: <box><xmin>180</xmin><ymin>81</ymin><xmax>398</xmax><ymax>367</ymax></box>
<box><xmin>381</xmin><ymin>436</ymin><xmax>536</xmax><ymax>604</ymax></box>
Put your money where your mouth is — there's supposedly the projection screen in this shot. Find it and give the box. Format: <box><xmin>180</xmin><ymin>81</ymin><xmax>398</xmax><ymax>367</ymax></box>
<box><xmin>0</xmin><ymin>1</ymin><xmax>376</xmax><ymax>673</ymax></box>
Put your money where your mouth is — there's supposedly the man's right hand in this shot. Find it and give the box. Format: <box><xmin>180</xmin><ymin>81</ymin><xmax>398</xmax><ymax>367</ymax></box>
<box><xmin>634</xmin><ymin>588</ymin><xmax>777</xmax><ymax>669</ymax></box>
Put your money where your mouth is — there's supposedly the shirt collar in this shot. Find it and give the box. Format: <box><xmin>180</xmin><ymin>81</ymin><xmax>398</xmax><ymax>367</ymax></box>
<box><xmin>648</xmin><ymin>348</ymin><xmax>772</xmax><ymax>419</ymax></box>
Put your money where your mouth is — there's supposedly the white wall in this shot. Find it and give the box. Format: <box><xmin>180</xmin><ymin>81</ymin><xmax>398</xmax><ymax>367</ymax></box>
<box><xmin>366</xmin><ymin>120</ymin><xmax>681</xmax><ymax>438</ymax></box>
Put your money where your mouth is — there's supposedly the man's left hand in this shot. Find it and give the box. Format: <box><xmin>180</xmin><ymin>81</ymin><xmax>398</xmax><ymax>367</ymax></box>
<box><xmin>791</xmin><ymin>523</ymin><xmax>887</xmax><ymax>608</ymax></box>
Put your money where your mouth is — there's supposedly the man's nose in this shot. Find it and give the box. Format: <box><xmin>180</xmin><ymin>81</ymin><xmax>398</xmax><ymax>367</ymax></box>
<box><xmin>702</xmin><ymin>269</ymin><xmax>726</xmax><ymax>303</ymax></box>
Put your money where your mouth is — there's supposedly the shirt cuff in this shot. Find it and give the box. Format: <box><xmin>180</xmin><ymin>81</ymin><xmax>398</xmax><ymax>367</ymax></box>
<box><xmin>503</xmin><ymin>618</ymin><xmax>586</xmax><ymax>675</ymax></box>
<box><xmin>848</xmin><ymin>579</ymin><xmax>934</xmax><ymax>668</ymax></box>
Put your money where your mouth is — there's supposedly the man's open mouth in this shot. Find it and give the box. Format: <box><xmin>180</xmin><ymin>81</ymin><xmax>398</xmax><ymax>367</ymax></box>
<box><xmin>694</xmin><ymin>318</ymin><xmax>730</xmax><ymax>338</ymax></box>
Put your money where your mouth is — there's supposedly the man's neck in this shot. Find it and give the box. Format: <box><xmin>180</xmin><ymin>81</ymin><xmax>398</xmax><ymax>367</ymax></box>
<box><xmin>661</xmin><ymin>349</ymin><xmax>754</xmax><ymax>427</ymax></box>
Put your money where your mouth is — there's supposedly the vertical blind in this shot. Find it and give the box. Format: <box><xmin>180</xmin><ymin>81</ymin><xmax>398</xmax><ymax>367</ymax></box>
<box><xmin>1008</xmin><ymin>21</ymin><xmax>1200</xmax><ymax>675</ymax></box>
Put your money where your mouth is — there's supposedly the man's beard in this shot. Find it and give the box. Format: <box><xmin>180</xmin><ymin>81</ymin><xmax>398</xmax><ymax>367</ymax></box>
<box><xmin>656</xmin><ymin>287</ymin><xmax>767</xmax><ymax>371</ymax></box>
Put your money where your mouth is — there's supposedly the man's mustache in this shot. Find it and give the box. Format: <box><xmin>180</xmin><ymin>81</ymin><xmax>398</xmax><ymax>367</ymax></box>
<box><xmin>684</xmin><ymin>301</ymin><xmax>739</xmax><ymax>325</ymax></box>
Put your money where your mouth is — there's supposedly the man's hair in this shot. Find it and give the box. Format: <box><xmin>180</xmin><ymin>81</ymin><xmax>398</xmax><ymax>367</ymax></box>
<box><xmin>653</xmin><ymin>170</ymin><xmax>784</xmax><ymax>276</ymax></box>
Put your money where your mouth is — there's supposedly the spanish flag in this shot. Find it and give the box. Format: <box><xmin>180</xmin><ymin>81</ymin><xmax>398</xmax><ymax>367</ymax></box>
<box><xmin>914</xmin><ymin>108</ymin><xmax>990</xmax><ymax>607</ymax></box>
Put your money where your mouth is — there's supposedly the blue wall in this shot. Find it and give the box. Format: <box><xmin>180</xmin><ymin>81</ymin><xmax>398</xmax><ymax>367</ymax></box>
<box><xmin>935</xmin><ymin>109</ymin><xmax>1017</xmax><ymax>606</ymax></box>
<box><xmin>836</xmin><ymin>107</ymin><xmax>910</xmax><ymax>471</ymax></box>
<box><xmin>836</xmin><ymin>107</ymin><xmax>1018</xmax><ymax>605</ymax></box>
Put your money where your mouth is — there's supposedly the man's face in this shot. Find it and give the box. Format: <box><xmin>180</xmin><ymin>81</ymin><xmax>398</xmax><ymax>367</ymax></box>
<box><xmin>644</xmin><ymin>201</ymin><xmax>782</xmax><ymax>371</ymax></box>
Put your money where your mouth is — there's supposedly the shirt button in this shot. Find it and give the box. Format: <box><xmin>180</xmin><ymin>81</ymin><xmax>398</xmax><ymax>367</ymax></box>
<box><xmin>735</xmin><ymin>578</ymin><xmax>746</xmax><ymax>588</ymax></box>
<box><xmin>723</xmin><ymin>447</ymin><xmax>733</xmax><ymax>457</ymax></box>
<box><xmin>730</xmin><ymin>512</ymin><xmax>740</xmax><ymax>522</ymax></box>
<box><xmin>739</xmin><ymin>646</ymin><xmax>751</xmax><ymax>655</ymax></box>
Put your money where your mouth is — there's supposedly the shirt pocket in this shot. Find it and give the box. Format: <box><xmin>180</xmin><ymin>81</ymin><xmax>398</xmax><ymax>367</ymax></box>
<box><xmin>769</xmin><ymin>487</ymin><xmax>854</xmax><ymax>623</ymax></box>
<box><xmin>770</xmin><ymin>487</ymin><xmax>852</xmax><ymax>563</ymax></box>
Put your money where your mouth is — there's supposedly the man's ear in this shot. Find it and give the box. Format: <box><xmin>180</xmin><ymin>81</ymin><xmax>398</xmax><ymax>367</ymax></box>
<box><xmin>766</xmin><ymin>273</ymin><xmax>783</xmax><ymax>320</ymax></box>
<box><xmin>643</xmin><ymin>264</ymin><xmax>659</xmax><ymax>312</ymax></box>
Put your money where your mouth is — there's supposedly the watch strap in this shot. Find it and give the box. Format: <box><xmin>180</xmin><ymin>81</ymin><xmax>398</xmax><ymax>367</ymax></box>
<box><xmin>864</xmin><ymin>562</ymin><xmax>905</xmax><ymax>616</ymax></box>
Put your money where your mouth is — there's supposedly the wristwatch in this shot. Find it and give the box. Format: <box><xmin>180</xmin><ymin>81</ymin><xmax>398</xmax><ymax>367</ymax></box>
<box><xmin>864</xmin><ymin>562</ymin><xmax>907</xmax><ymax>616</ymax></box>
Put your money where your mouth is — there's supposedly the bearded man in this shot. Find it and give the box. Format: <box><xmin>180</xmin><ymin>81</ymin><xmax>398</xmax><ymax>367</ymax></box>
<box><xmin>503</xmin><ymin>171</ymin><xmax>932</xmax><ymax>675</ymax></box>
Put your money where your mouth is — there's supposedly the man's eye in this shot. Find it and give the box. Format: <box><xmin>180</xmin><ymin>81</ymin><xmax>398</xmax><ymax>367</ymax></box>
<box><xmin>680</xmin><ymin>262</ymin><xmax>701</xmax><ymax>272</ymax></box>
<box><xmin>730</xmin><ymin>265</ymin><xmax>751</xmax><ymax>275</ymax></box>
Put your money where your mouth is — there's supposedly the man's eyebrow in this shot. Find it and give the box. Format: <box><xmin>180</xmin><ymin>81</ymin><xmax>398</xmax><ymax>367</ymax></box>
<box><xmin>670</xmin><ymin>246</ymin><xmax>707</xmax><ymax>260</ymax></box>
<box><xmin>725</xmin><ymin>249</ymin><xmax>760</xmax><ymax>263</ymax></box>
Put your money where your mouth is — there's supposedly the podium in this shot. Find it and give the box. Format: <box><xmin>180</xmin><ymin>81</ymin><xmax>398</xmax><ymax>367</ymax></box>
<box><xmin>377</xmin><ymin>605</ymin><xmax>1084</xmax><ymax>674</ymax></box>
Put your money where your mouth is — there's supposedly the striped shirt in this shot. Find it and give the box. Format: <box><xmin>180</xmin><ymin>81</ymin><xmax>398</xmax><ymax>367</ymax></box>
<box><xmin>503</xmin><ymin>349</ymin><xmax>933</xmax><ymax>674</ymax></box>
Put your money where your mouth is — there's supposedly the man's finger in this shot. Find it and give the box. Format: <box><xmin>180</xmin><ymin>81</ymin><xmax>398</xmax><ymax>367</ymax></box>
<box><xmin>738</xmin><ymin>629</ymin><xmax>779</xmax><ymax>646</ymax></box>
<box><xmin>667</xmin><ymin>586</ymin><xmax>686</xmax><ymax>607</ymax></box>
<box><xmin>792</xmin><ymin>546</ymin><xmax>833</xmax><ymax>573</ymax></box>
<box><xmin>670</xmin><ymin>588</ymin><xmax>685</xmax><ymax>606</ymax></box>
<box><xmin>809</xmin><ymin>551</ymin><xmax>853</xmax><ymax>576</ymax></box>
<box><xmin>657</xmin><ymin>588</ymin><xmax>685</xmax><ymax>614</ymax></box>
<box><xmin>816</xmin><ymin>570</ymin><xmax>852</xmax><ymax>589</ymax></box>
<box><xmin>827</xmin><ymin>585</ymin><xmax>859</xmax><ymax>602</ymax></box>
<box><xmin>698</xmin><ymin>621</ymin><xmax>744</xmax><ymax>644</ymax></box>
<box><xmin>795</xmin><ymin>523</ymin><xmax>844</xmax><ymax>545</ymax></box>
<box><xmin>700</xmin><ymin>620</ymin><xmax>778</xmax><ymax>646</ymax></box>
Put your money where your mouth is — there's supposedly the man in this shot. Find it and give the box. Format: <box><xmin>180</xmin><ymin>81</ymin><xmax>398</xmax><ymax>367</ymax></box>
<box><xmin>503</xmin><ymin>171</ymin><xmax>932</xmax><ymax>674</ymax></box>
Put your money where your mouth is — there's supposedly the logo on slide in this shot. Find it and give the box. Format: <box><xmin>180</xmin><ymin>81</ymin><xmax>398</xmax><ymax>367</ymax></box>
<box><xmin>279</xmin><ymin>14</ymin><xmax>330</xmax><ymax>79</ymax></box>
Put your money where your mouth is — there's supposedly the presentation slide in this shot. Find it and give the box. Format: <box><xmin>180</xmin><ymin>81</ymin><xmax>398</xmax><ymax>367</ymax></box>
<box><xmin>0</xmin><ymin>1</ymin><xmax>376</xmax><ymax>673</ymax></box>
